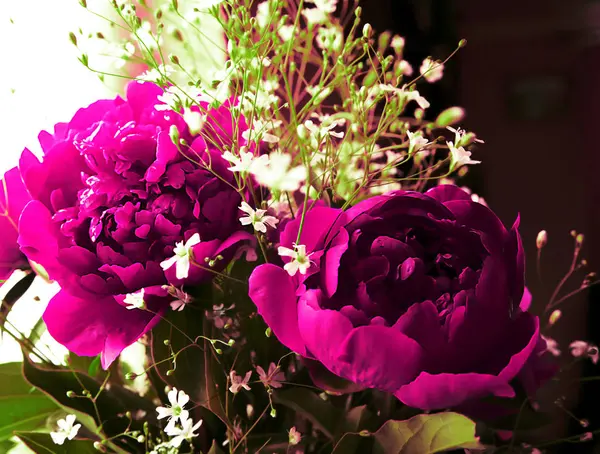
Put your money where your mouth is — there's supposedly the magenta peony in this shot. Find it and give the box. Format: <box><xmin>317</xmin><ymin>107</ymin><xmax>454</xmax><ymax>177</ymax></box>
<box><xmin>18</xmin><ymin>81</ymin><xmax>254</xmax><ymax>367</ymax></box>
<box><xmin>249</xmin><ymin>186</ymin><xmax>545</xmax><ymax>410</ymax></box>
<box><xmin>0</xmin><ymin>167</ymin><xmax>30</xmax><ymax>281</ymax></box>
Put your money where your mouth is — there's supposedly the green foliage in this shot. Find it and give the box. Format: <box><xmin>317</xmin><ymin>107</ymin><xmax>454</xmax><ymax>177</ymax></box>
<box><xmin>16</xmin><ymin>432</ymin><xmax>97</xmax><ymax>454</ymax></box>
<box><xmin>0</xmin><ymin>363</ymin><xmax>59</xmax><ymax>441</ymax></box>
<box><xmin>372</xmin><ymin>412</ymin><xmax>484</xmax><ymax>454</ymax></box>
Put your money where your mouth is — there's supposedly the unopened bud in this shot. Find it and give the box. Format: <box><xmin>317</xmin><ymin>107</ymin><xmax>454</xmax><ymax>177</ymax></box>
<box><xmin>94</xmin><ymin>441</ymin><xmax>105</xmax><ymax>451</ymax></box>
<box><xmin>125</xmin><ymin>411</ymin><xmax>132</xmax><ymax>419</ymax></box>
<box><xmin>169</xmin><ymin>125</ymin><xmax>179</xmax><ymax>145</ymax></box>
<box><xmin>576</xmin><ymin>233</ymin><xmax>584</xmax><ymax>246</ymax></box>
<box><xmin>228</xmin><ymin>339</ymin><xmax>235</xmax><ymax>346</ymax></box>
<box><xmin>270</xmin><ymin>408</ymin><xmax>277</xmax><ymax>418</ymax></box>
<box><xmin>296</xmin><ymin>124</ymin><xmax>309</xmax><ymax>140</ymax></box>
<box><xmin>359</xmin><ymin>430</ymin><xmax>371</xmax><ymax>437</ymax></box>
<box><xmin>125</xmin><ymin>372</ymin><xmax>138</xmax><ymax>380</ymax></box>
<box><xmin>69</xmin><ymin>32</ymin><xmax>78</xmax><ymax>46</ymax></box>
<box><xmin>215</xmin><ymin>348</ymin><xmax>223</xmax><ymax>355</ymax></box>
<box><xmin>354</xmin><ymin>6</ymin><xmax>362</xmax><ymax>17</ymax></box>
<box><xmin>163</xmin><ymin>339</ymin><xmax>170</xmax><ymax>346</ymax></box>
<box><xmin>536</xmin><ymin>230</ymin><xmax>548</xmax><ymax>249</ymax></box>
<box><xmin>458</xmin><ymin>39</ymin><xmax>467</xmax><ymax>48</ymax></box>
<box><xmin>549</xmin><ymin>310</ymin><xmax>561</xmax><ymax>325</ymax></box>
<box><xmin>166</xmin><ymin>369</ymin><xmax>174</xmax><ymax>376</ymax></box>
<box><xmin>66</xmin><ymin>390</ymin><xmax>76</xmax><ymax>398</ymax></box>
<box><xmin>137</xmin><ymin>435</ymin><xmax>145</xmax><ymax>443</ymax></box>
<box><xmin>169</xmin><ymin>54</ymin><xmax>180</xmax><ymax>65</ymax></box>
<box><xmin>83</xmin><ymin>390</ymin><xmax>92</xmax><ymax>398</ymax></box>
<box><xmin>435</xmin><ymin>107</ymin><xmax>465</xmax><ymax>128</ymax></box>
<box><xmin>265</xmin><ymin>327</ymin><xmax>272</xmax><ymax>337</ymax></box>
<box><xmin>246</xmin><ymin>404</ymin><xmax>254</xmax><ymax>418</ymax></box>
<box><xmin>362</xmin><ymin>23</ymin><xmax>373</xmax><ymax>39</ymax></box>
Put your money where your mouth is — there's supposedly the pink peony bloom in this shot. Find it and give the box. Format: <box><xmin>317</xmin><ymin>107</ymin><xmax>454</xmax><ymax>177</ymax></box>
<box><xmin>249</xmin><ymin>185</ymin><xmax>550</xmax><ymax>410</ymax></box>
<box><xmin>18</xmin><ymin>81</ymin><xmax>255</xmax><ymax>368</ymax></box>
<box><xmin>0</xmin><ymin>167</ymin><xmax>30</xmax><ymax>281</ymax></box>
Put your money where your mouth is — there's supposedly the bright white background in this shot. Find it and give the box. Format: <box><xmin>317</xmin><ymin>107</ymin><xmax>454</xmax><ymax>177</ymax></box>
<box><xmin>0</xmin><ymin>2</ymin><xmax>115</xmax><ymax>364</ymax></box>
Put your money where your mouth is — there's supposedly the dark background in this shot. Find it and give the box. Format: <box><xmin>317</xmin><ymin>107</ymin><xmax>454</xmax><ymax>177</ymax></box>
<box><xmin>359</xmin><ymin>0</ymin><xmax>600</xmax><ymax>452</ymax></box>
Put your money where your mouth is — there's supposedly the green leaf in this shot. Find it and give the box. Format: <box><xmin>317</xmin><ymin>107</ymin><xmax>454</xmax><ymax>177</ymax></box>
<box><xmin>0</xmin><ymin>363</ymin><xmax>59</xmax><ymax>441</ymax></box>
<box><xmin>16</xmin><ymin>432</ymin><xmax>97</xmax><ymax>454</ymax></box>
<box><xmin>331</xmin><ymin>405</ymin><xmax>377</xmax><ymax>454</ymax></box>
<box><xmin>207</xmin><ymin>439</ymin><xmax>226</xmax><ymax>454</ymax></box>
<box><xmin>372</xmin><ymin>412</ymin><xmax>485</xmax><ymax>454</ymax></box>
<box><xmin>150</xmin><ymin>302</ymin><xmax>229</xmax><ymax>427</ymax></box>
<box><xmin>22</xmin><ymin>354</ymin><xmax>153</xmax><ymax>451</ymax></box>
<box><xmin>273</xmin><ymin>388</ymin><xmax>341</xmax><ymax>440</ymax></box>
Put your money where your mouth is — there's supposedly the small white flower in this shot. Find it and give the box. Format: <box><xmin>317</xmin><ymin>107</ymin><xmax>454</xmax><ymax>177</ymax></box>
<box><xmin>229</xmin><ymin>370</ymin><xmax>252</xmax><ymax>394</ymax></box>
<box><xmin>278</xmin><ymin>244</ymin><xmax>313</xmax><ymax>276</ymax></box>
<box><xmin>169</xmin><ymin>288</ymin><xmax>193</xmax><ymax>312</ymax></box>
<box><xmin>447</xmin><ymin>126</ymin><xmax>484</xmax><ymax>147</ymax></box>
<box><xmin>406</xmin><ymin>130</ymin><xmax>429</xmax><ymax>154</ymax></box>
<box><xmin>183</xmin><ymin>109</ymin><xmax>205</xmax><ymax>136</ymax></box>
<box><xmin>160</xmin><ymin>233</ymin><xmax>201</xmax><ymax>280</ymax></box>
<box><xmin>242</xmin><ymin>120</ymin><xmax>280</xmax><ymax>144</ymax></box>
<box><xmin>288</xmin><ymin>426</ymin><xmax>302</xmax><ymax>446</ymax></box>
<box><xmin>391</xmin><ymin>35</ymin><xmax>405</xmax><ymax>53</ymax></box>
<box><xmin>157</xmin><ymin>388</ymin><xmax>190</xmax><ymax>432</ymax></box>
<box><xmin>570</xmin><ymin>341</ymin><xmax>599</xmax><ymax>364</ymax></box>
<box><xmin>398</xmin><ymin>60</ymin><xmax>413</xmax><ymax>76</ymax></box>
<box><xmin>420</xmin><ymin>57</ymin><xmax>444</xmax><ymax>83</ymax></box>
<box><xmin>447</xmin><ymin>141</ymin><xmax>480</xmax><ymax>170</ymax></box>
<box><xmin>303</xmin><ymin>118</ymin><xmax>345</xmax><ymax>146</ymax></box>
<box><xmin>50</xmin><ymin>414</ymin><xmax>81</xmax><ymax>445</ymax></box>
<box><xmin>124</xmin><ymin>288</ymin><xmax>146</xmax><ymax>310</ymax></box>
<box><xmin>139</xmin><ymin>65</ymin><xmax>174</xmax><ymax>83</ymax></box>
<box><xmin>278</xmin><ymin>24</ymin><xmax>296</xmax><ymax>41</ymax></box>
<box><xmin>239</xmin><ymin>202</ymin><xmax>279</xmax><ymax>233</ymax></box>
<box><xmin>256</xmin><ymin>1</ymin><xmax>271</xmax><ymax>29</ymax></box>
<box><xmin>251</xmin><ymin>153</ymin><xmax>306</xmax><ymax>192</ymax></box>
<box><xmin>307</xmin><ymin>0</ymin><xmax>337</xmax><ymax>13</ymax></box>
<box><xmin>316</xmin><ymin>26</ymin><xmax>343</xmax><ymax>53</ymax></box>
<box><xmin>167</xmin><ymin>418</ymin><xmax>203</xmax><ymax>448</ymax></box>
<box><xmin>542</xmin><ymin>335</ymin><xmax>561</xmax><ymax>357</ymax></box>
<box><xmin>222</xmin><ymin>148</ymin><xmax>268</xmax><ymax>173</ymax></box>
<box><xmin>301</xmin><ymin>8</ymin><xmax>328</xmax><ymax>25</ymax></box>
<box><xmin>405</xmin><ymin>89</ymin><xmax>430</xmax><ymax>110</ymax></box>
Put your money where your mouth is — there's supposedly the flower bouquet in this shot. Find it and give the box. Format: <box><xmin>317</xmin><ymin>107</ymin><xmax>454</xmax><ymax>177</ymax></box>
<box><xmin>1</xmin><ymin>1</ymin><xmax>598</xmax><ymax>453</ymax></box>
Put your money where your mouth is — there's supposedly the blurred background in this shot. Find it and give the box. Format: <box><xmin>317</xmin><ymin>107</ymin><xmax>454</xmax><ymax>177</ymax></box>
<box><xmin>1</xmin><ymin>0</ymin><xmax>598</xmax><ymax>452</ymax></box>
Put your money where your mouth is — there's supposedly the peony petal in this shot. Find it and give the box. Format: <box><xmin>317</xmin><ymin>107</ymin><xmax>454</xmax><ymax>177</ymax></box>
<box><xmin>425</xmin><ymin>185</ymin><xmax>472</xmax><ymax>203</ymax></box>
<box><xmin>280</xmin><ymin>206</ymin><xmax>345</xmax><ymax>254</ymax></box>
<box><xmin>395</xmin><ymin>372</ymin><xmax>515</xmax><ymax>410</ymax></box>
<box><xmin>145</xmin><ymin>130</ymin><xmax>180</xmax><ymax>183</ymax></box>
<box><xmin>499</xmin><ymin>315</ymin><xmax>540</xmax><ymax>382</ymax></box>
<box><xmin>43</xmin><ymin>289</ymin><xmax>163</xmax><ymax>368</ymax></box>
<box><xmin>320</xmin><ymin>227</ymin><xmax>349</xmax><ymax>298</ymax></box>
<box><xmin>443</xmin><ymin>200</ymin><xmax>507</xmax><ymax>255</ymax></box>
<box><xmin>18</xmin><ymin>201</ymin><xmax>66</xmax><ymax>281</ymax></box>
<box><xmin>334</xmin><ymin>323</ymin><xmax>424</xmax><ymax>391</ymax></box>
<box><xmin>394</xmin><ymin>301</ymin><xmax>445</xmax><ymax>364</ymax></box>
<box><xmin>249</xmin><ymin>264</ymin><xmax>308</xmax><ymax>356</ymax></box>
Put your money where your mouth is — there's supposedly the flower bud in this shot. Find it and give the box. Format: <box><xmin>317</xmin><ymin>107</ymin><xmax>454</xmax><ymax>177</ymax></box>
<box><xmin>66</xmin><ymin>390</ymin><xmax>76</xmax><ymax>398</ymax></box>
<box><xmin>69</xmin><ymin>32</ymin><xmax>78</xmax><ymax>46</ymax></box>
<box><xmin>168</xmin><ymin>54</ymin><xmax>180</xmax><ymax>65</ymax></box>
<box><xmin>296</xmin><ymin>124</ymin><xmax>309</xmax><ymax>140</ymax></box>
<box><xmin>265</xmin><ymin>327</ymin><xmax>272</xmax><ymax>337</ymax></box>
<box><xmin>166</xmin><ymin>369</ymin><xmax>174</xmax><ymax>376</ymax></box>
<box><xmin>270</xmin><ymin>408</ymin><xmax>277</xmax><ymax>418</ymax></box>
<box><xmin>137</xmin><ymin>435</ymin><xmax>145</xmax><ymax>443</ymax></box>
<box><xmin>536</xmin><ymin>230</ymin><xmax>548</xmax><ymax>249</ymax></box>
<box><xmin>246</xmin><ymin>404</ymin><xmax>254</xmax><ymax>418</ymax></box>
<box><xmin>435</xmin><ymin>107</ymin><xmax>465</xmax><ymax>128</ymax></box>
<box><xmin>94</xmin><ymin>441</ymin><xmax>105</xmax><ymax>452</ymax></box>
<box><xmin>549</xmin><ymin>310</ymin><xmax>561</xmax><ymax>325</ymax></box>
<box><xmin>125</xmin><ymin>372</ymin><xmax>137</xmax><ymax>380</ymax></box>
<box><xmin>169</xmin><ymin>125</ymin><xmax>180</xmax><ymax>145</ymax></box>
<box><xmin>362</xmin><ymin>23</ymin><xmax>373</xmax><ymax>39</ymax></box>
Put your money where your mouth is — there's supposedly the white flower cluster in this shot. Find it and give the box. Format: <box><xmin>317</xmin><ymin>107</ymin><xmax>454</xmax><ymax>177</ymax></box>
<box><xmin>156</xmin><ymin>388</ymin><xmax>203</xmax><ymax>448</ymax></box>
